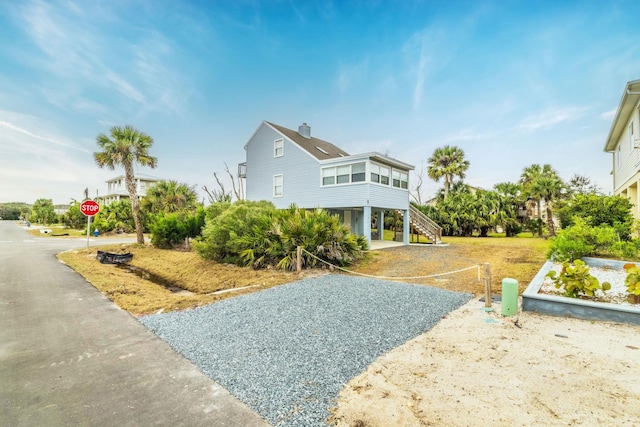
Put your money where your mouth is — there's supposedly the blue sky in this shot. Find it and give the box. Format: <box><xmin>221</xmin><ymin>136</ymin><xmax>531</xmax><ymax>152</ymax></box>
<box><xmin>1</xmin><ymin>0</ymin><xmax>639</xmax><ymax>204</ymax></box>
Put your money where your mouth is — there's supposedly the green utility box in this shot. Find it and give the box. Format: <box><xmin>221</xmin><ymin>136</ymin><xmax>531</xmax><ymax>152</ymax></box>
<box><xmin>502</xmin><ymin>278</ymin><xmax>519</xmax><ymax>316</ymax></box>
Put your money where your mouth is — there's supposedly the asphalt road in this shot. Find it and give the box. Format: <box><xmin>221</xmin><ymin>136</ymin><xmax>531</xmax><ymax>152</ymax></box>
<box><xmin>0</xmin><ymin>221</ymin><xmax>268</xmax><ymax>426</ymax></box>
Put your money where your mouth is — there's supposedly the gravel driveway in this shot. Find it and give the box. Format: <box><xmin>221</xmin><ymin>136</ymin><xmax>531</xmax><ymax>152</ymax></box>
<box><xmin>140</xmin><ymin>274</ymin><xmax>472</xmax><ymax>426</ymax></box>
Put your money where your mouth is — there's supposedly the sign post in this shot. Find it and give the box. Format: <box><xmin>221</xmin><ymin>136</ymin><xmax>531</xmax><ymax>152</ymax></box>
<box><xmin>80</xmin><ymin>200</ymin><xmax>100</xmax><ymax>251</ymax></box>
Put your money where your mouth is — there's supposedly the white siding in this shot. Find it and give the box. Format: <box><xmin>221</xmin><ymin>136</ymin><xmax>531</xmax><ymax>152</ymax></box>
<box><xmin>244</xmin><ymin>122</ymin><xmax>410</xmax><ymax>211</ymax></box>
<box><xmin>614</xmin><ymin>106</ymin><xmax>640</xmax><ymax>192</ymax></box>
<box><xmin>245</xmin><ymin>124</ymin><xmax>321</xmax><ymax>208</ymax></box>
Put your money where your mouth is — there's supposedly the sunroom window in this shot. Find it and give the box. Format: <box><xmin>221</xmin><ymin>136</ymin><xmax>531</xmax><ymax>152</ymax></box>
<box><xmin>322</xmin><ymin>168</ymin><xmax>335</xmax><ymax>185</ymax></box>
<box><xmin>351</xmin><ymin>163</ymin><xmax>366</xmax><ymax>182</ymax></box>
<box><xmin>371</xmin><ymin>163</ymin><xmax>390</xmax><ymax>185</ymax></box>
<box><xmin>392</xmin><ymin>170</ymin><xmax>408</xmax><ymax>189</ymax></box>
<box><xmin>322</xmin><ymin>163</ymin><xmax>368</xmax><ymax>186</ymax></box>
<box><xmin>336</xmin><ymin>165</ymin><xmax>350</xmax><ymax>184</ymax></box>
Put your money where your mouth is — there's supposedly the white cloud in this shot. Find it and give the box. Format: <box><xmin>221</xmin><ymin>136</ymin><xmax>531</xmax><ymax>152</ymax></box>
<box><xmin>519</xmin><ymin>106</ymin><xmax>588</xmax><ymax>131</ymax></box>
<box><xmin>600</xmin><ymin>108</ymin><xmax>617</xmax><ymax>120</ymax></box>
<box><xmin>402</xmin><ymin>26</ymin><xmax>448</xmax><ymax>110</ymax></box>
<box><xmin>0</xmin><ymin>120</ymin><xmax>89</xmax><ymax>152</ymax></box>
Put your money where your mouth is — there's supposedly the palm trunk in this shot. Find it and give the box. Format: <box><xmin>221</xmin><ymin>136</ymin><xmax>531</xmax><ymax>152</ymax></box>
<box><xmin>536</xmin><ymin>199</ymin><xmax>543</xmax><ymax>236</ymax></box>
<box><xmin>124</xmin><ymin>163</ymin><xmax>144</xmax><ymax>244</ymax></box>
<box><xmin>546</xmin><ymin>204</ymin><xmax>555</xmax><ymax>237</ymax></box>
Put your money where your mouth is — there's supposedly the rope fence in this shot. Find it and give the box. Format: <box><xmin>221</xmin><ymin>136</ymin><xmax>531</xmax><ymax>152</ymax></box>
<box><xmin>297</xmin><ymin>247</ymin><xmax>494</xmax><ymax>308</ymax></box>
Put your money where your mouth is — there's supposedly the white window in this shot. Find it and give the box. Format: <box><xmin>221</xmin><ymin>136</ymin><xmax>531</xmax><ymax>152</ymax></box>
<box><xmin>381</xmin><ymin>166</ymin><xmax>390</xmax><ymax>185</ymax></box>
<box><xmin>336</xmin><ymin>165</ymin><xmax>350</xmax><ymax>184</ymax></box>
<box><xmin>274</xmin><ymin>139</ymin><xmax>284</xmax><ymax>157</ymax></box>
<box><xmin>400</xmin><ymin>172</ymin><xmax>408</xmax><ymax>189</ymax></box>
<box><xmin>630</xmin><ymin>122</ymin><xmax>636</xmax><ymax>150</ymax></box>
<box><xmin>370</xmin><ymin>163</ymin><xmax>390</xmax><ymax>185</ymax></box>
<box><xmin>370</xmin><ymin>164</ymin><xmax>380</xmax><ymax>183</ymax></box>
<box><xmin>616</xmin><ymin>145</ymin><xmax>621</xmax><ymax>170</ymax></box>
<box><xmin>322</xmin><ymin>168</ymin><xmax>335</xmax><ymax>185</ymax></box>
<box><xmin>273</xmin><ymin>174</ymin><xmax>283</xmax><ymax>196</ymax></box>
<box><xmin>392</xmin><ymin>170</ymin><xmax>408</xmax><ymax>189</ymax></box>
<box><xmin>351</xmin><ymin>163</ymin><xmax>366</xmax><ymax>182</ymax></box>
<box><xmin>322</xmin><ymin>163</ymin><xmax>368</xmax><ymax>186</ymax></box>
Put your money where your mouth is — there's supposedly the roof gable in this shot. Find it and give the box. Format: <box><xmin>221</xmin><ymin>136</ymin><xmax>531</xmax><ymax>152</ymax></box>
<box><xmin>604</xmin><ymin>79</ymin><xmax>640</xmax><ymax>152</ymax></box>
<box><xmin>265</xmin><ymin>121</ymin><xmax>350</xmax><ymax>160</ymax></box>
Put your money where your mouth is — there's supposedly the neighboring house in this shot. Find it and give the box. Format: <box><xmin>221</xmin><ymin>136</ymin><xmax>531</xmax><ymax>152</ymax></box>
<box><xmin>241</xmin><ymin>121</ymin><xmax>441</xmax><ymax>244</ymax></box>
<box><xmin>604</xmin><ymin>79</ymin><xmax>640</xmax><ymax>218</ymax></box>
<box><xmin>53</xmin><ymin>204</ymin><xmax>70</xmax><ymax>215</ymax></box>
<box><xmin>100</xmin><ymin>173</ymin><xmax>161</xmax><ymax>206</ymax></box>
<box><xmin>424</xmin><ymin>184</ymin><xmax>486</xmax><ymax>206</ymax></box>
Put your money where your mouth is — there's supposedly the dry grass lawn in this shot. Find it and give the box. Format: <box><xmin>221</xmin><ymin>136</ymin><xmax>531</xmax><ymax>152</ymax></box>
<box><xmin>57</xmin><ymin>236</ymin><xmax>550</xmax><ymax>317</ymax></box>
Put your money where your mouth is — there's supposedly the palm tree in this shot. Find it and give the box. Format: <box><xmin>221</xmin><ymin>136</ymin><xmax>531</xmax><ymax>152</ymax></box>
<box><xmin>141</xmin><ymin>180</ymin><xmax>198</xmax><ymax>215</ymax></box>
<box><xmin>494</xmin><ymin>182</ymin><xmax>523</xmax><ymax>237</ymax></box>
<box><xmin>528</xmin><ymin>175</ymin><xmax>565</xmax><ymax>236</ymax></box>
<box><xmin>519</xmin><ymin>164</ymin><xmax>560</xmax><ymax>236</ymax></box>
<box><xmin>427</xmin><ymin>145</ymin><xmax>470</xmax><ymax>200</ymax></box>
<box><xmin>94</xmin><ymin>125</ymin><xmax>157</xmax><ymax>244</ymax></box>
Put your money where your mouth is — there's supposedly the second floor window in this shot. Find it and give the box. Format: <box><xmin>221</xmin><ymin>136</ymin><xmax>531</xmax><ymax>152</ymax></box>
<box><xmin>630</xmin><ymin>122</ymin><xmax>635</xmax><ymax>151</ymax></box>
<box><xmin>616</xmin><ymin>145</ymin><xmax>621</xmax><ymax>170</ymax></box>
<box><xmin>274</xmin><ymin>139</ymin><xmax>284</xmax><ymax>157</ymax></box>
<box><xmin>323</xmin><ymin>162</ymin><xmax>366</xmax><ymax>186</ymax></box>
<box><xmin>370</xmin><ymin>164</ymin><xmax>390</xmax><ymax>185</ymax></box>
<box><xmin>392</xmin><ymin>170</ymin><xmax>408</xmax><ymax>189</ymax></box>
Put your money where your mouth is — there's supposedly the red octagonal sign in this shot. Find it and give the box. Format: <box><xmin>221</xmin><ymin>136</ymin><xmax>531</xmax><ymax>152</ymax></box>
<box><xmin>80</xmin><ymin>200</ymin><xmax>100</xmax><ymax>216</ymax></box>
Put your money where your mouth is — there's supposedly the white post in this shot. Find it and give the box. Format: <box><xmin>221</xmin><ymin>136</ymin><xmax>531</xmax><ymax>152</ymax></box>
<box><xmin>484</xmin><ymin>262</ymin><xmax>491</xmax><ymax>308</ymax></box>
<box><xmin>86</xmin><ymin>215</ymin><xmax>91</xmax><ymax>252</ymax></box>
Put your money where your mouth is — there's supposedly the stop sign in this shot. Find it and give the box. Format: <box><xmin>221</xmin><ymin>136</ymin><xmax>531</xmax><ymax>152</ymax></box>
<box><xmin>80</xmin><ymin>200</ymin><xmax>100</xmax><ymax>216</ymax></box>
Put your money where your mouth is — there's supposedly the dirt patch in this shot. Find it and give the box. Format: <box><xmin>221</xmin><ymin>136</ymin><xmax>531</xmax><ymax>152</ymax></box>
<box><xmin>353</xmin><ymin>238</ymin><xmax>549</xmax><ymax>294</ymax></box>
<box><xmin>328</xmin><ymin>297</ymin><xmax>640</xmax><ymax>426</ymax></box>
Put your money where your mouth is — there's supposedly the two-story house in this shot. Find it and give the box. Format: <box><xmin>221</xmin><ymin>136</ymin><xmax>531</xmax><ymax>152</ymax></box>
<box><xmin>241</xmin><ymin>121</ymin><xmax>441</xmax><ymax>245</ymax></box>
<box><xmin>604</xmin><ymin>79</ymin><xmax>640</xmax><ymax>218</ymax></box>
<box><xmin>101</xmin><ymin>173</ymin><xmax>160</xmax><ymax>206</ymax></box>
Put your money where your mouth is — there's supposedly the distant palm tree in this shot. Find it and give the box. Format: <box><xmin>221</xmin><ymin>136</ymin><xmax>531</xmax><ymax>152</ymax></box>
<box><xmin>529</xmin><ymin>175</ymin><xmax>565</xmax><ymax>236</ymax></box>
<box><xmin>427</xmin><ymin>145</ymin><xmax>470</xmax><ymax>200</ymax></box>
<box><xmin>520</xmin><ymin>164</ymin><xmax>564</xmax><ymax>236</ymax></box>
<box><xmin>494</xmin><ymin>182</ymin><xmax>523</xmax><ymax>237</ymax></box>
<box><xmin>94</xmin><ymin>125</ymin><xmax>157</xmax><ymax>244</ymax></box>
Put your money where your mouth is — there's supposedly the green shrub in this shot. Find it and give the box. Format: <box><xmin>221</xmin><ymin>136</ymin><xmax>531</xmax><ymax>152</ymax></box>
<box><xmin>195</xmin><ymin>201</ymin><xmax>368</xmax><ymax>270</ymax></box>
<box><xmin>92</xmin><ymin>200</ymin><xmax>134</xmax><ymax>234</ymax></box>
<box><xmin>547</xmin><ymin>217</ymin><xmax>619</xmax><ymax>262</ymax></box>
<box><xmin>609</xmin><ymin>241</ymin><xmax>639</xmax><ymax>260</ymax></box>
<box><xmin>545</xmin><ymin>259</ymin><xmax>611</xmax><ymax>298</ymax></box>
<box><xmin>148</xmin><ymin>207</ymin><xmax>205</xmax><ymax>249</ymax></box>
<box><xmin>195</xmin><ymin>200</ymin><xmax>276</xmax><ymax>264</ymax></box>
<box><xmin>557</xmin><ymin>194</ymin><xmax>633</xmax><ymax>239</ymax></box>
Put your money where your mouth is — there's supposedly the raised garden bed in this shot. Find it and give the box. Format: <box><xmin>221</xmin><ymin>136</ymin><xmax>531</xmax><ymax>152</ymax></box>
<box><xmin>522</xmin><ymin>257</ymin><xmax>640</xmax><ymax>326</ymax></box>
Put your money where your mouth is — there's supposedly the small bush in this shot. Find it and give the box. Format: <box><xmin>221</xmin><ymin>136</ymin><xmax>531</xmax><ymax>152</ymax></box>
<box><xmin>609</xmin><ymin>241</ymin><xmax>639</xmax><ymax>260</ymax></box>
<box><xmin>547</xmin><ymin>217</ymin><xmax>619</xmax><ymax>262</ymax></box>
<box><xmin>148</xmin><ymin>208</ymin><xmax>205</xmax><ymax>249</ymax></box>
<box><xmin>545</xmin><ymin>259</ymin><xmax>611</xmax><ymax>298</ymax></box>
<box><xmin>624</xmin><ymin>263</ymin><xmax>640</xmax><ymax>297</ymax></box>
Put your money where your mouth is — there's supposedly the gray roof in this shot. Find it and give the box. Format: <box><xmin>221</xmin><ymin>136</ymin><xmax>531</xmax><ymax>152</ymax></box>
<box><xmin>265</xmin><ymin>121</ymin><xmax>350</xmax><ymax>160</ymax></box>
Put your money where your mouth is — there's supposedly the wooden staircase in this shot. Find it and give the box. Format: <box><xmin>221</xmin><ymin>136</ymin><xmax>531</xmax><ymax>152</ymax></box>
<box><xmin>396</xmin><ymin>205</ymin><xmax>443</xmax><ymax>244</ymax></box>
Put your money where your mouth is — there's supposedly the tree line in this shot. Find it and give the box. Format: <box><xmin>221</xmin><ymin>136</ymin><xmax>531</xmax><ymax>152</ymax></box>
<box><xmin>416</xmin><ymin>144</ymin><xmax>622</xmax><ymax>238</ymax></box>
<box><xmin>12</xmin><ymin>125</ymin><xmax>639</xmax><ymax>268</ymax></box>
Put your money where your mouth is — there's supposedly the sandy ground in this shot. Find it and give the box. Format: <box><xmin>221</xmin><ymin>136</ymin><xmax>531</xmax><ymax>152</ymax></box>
<box><xmin>329</xmin><ymin>298</ymin><xmax>640</xmax><ymax>426</ymax></box>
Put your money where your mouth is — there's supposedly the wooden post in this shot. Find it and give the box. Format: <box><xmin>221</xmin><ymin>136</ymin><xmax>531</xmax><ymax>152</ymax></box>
<box><xmin>484</xmin><ymin>262</ymin><xmax>492</xmax><ymax>308</ymax></box>
<box><xmin>296</xmin><ymin>246</ymin><xmax>302</xmax><ymax>273</ymax></box>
